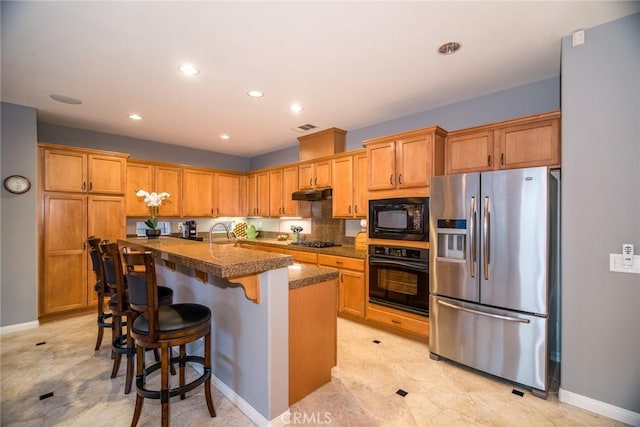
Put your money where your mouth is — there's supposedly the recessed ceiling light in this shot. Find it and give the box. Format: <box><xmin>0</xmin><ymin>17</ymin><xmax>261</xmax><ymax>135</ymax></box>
<box><xmin>50</xmin><ymin>94</ymin><xmax>82</xmax><ymax>105</ymax></box>
<box><xmin>128</xmin><ymin>113</ymin><xmax>143</xmax><ymax>121</ymax></box>
<box><xmin>247</xmin><ymin>90</ymin><xmax>264</xmax><ymax>98</ymax></box>
<box><xmin>220</xmin><ymin>134</ymin><xmax>231</xmax><ymax>140</ymax></box>
<box><xmin>290</xmin><ymin>103</ymin><xmax>303</xmax><ymax>113</ymax></box>
<box><xmin>178</xmin><ymin>64</ymin><xmax>199</xmax><ymax>75</ymax></box>
<box><xmin>438</xmin><ymin>41</ymin><xmax>461</xmax><ymax>55</ymax></box>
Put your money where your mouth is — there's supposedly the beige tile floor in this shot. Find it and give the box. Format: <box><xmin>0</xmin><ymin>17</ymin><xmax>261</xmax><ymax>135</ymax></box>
<box><xmin>1</xmin><ymin>313</ymin><xmax>626</xmax><ymax>426</ymax></box>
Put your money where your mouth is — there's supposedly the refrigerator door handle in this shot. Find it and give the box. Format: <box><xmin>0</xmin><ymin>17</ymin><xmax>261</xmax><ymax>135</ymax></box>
<box><xmin>438</xmin><ymin>299</ymin><xmax>530</xmax><ymax>324</ymax></box>
<box><xmin>483</xmin><ymin>196</ymin><xmax>490</xmax><ymax>280</ymax></box>
<box><xmin>470</xmin><ymin>196</ymin><xmax>477</xmax><ymax>278</ymax></box>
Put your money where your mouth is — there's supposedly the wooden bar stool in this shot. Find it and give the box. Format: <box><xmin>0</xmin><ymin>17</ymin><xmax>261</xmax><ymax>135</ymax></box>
<box><xmin>122</xmin><ymin>250</ymin><xmax>216</xmax><ymax>427</ymax></box>
<box><xmin>86</xmin><ymin>236</ymin><xmax>113</xmax><ymax>351</ymax></box>
<box><xmin>99</xmin><ymin>241</ymin><xmax>174</xmax><ymax>394</ymax></box>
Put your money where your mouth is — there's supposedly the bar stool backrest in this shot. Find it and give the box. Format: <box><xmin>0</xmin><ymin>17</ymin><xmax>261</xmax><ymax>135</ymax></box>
<box><xmin>122</xmin><ymin>251</ymin><xmax>160</xmax><ymax>341</ymax></box>
<box><xmin>99</xmin><ymin>241</ymin><xmax>127</xmax><ymax>313</ymax></box>
<box><xmin>87</xmin><ymin>236</ymin><xmax>106</xmax><ymax>292</ymax></box>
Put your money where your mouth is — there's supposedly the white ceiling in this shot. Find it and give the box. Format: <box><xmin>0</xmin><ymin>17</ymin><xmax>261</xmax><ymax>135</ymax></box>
<box><xmin>2</xmin><ymin>1</ymin><xmax>638</xmax><ymax>157</ymax></box>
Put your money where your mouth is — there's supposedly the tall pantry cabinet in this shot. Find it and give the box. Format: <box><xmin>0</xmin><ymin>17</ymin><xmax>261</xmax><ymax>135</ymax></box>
<box><xmin>39</xmin><ymin>143</ymin><xmax>127</xmax><ymax>319</ymax></box>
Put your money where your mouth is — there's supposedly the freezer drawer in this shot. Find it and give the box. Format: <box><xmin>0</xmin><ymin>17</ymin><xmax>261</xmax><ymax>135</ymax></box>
<box><xmin>429</xmin><ymin>295</ymin><xmax>548</xmax><ymax>393</ymax></box>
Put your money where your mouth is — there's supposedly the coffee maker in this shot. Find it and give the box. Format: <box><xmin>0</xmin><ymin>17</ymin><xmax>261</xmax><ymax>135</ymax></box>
<box><xmin>183</xmin><ymin>220</ymin><xmax>199</xmax><ymax>240</ymax></box>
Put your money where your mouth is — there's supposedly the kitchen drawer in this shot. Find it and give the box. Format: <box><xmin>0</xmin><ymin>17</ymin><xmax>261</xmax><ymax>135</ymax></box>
<box><xmin>284</xmin><ymin>249</ymin><xmax>318</xmax><ymax>264</ymax></box>
<box><xmin>317</xmin><ymin>254</ymin><xmax>364</xmax><ymax>271</ymax></box>
<box><xmin>366</xmin><ymin>304</ymin><xmax>428</xmax><ymax>337</ymax></box>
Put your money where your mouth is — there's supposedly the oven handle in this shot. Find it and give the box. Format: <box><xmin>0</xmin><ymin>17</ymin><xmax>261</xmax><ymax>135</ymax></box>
<box><xmin>369</xmin><ymin>258</ymin><xmax>428</xmax><ymax>273</ymax></box>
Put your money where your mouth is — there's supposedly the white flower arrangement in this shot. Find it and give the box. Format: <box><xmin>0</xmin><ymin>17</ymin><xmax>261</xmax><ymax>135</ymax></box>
<box><xmin>136</xmin><ymin>189</ymin><xmax>171</xmax><ymax>229</ymax></box>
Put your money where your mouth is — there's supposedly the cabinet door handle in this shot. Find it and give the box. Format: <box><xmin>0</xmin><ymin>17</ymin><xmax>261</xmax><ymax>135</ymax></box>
<box><xmin>500</xmin><ymin>153</ymin><xmax>504</xmax><ymax>165</ymax></box>
<box><xmin>314</xmin><ymin>177</ymin><xmax>317</xmax><ymax>186</ymax></box>
<box><xmin>354</xmin><ymin>205</ymin><xmax>358</xmax><ymax>214</ymax></box>
<box><xmin>398</xmin><ymin>174</ymin><xmax>402</xmax><ymax>185</ymax></box>
<box><xmin>309</xmin><ymin>178</ymin><xmax>313</xmax><ymax>186</ymax></box>
<box><xmin>89</xmin><ymin>182</ymin><xmax>92</xmax><ymax>191</ymax></box>
<box><xmin>487</xmin><ymin>155</ymin><xmax>491</xmax><ymax>166</ymax></box>
<box><xmin>82</xmin><ymin>181</ymin><xmax>86</xmax><ymax>191</ymax></box>
<box><xmin>389</xmin><ymin>174</ymin><xmax>394</xmax><ymax>185</ymax></box>
<box><xmin>217</xmin><ymin>208</ymin><xmax>219</xmax><ymax>215</ymax></box>
<box><xmin>340</xmin><ymin>273</ymin><xmax>344</xmax><ymax>283</ymax></box>
<box><xmin>348</xmin><ymin>205</ymin><xmax>351</xmax><ymax>214</ymax></box>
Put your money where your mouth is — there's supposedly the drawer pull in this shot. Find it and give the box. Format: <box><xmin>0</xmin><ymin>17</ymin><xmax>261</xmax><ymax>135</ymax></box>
<box><xmin>336</xmin><ymin>261</ymin><xmax>343</xmax><ymax>265</ymax></box>
<box><xmin>391</xmin><ymin>319</ymin><xmax>401</xmax><ymax>324</ymax></box>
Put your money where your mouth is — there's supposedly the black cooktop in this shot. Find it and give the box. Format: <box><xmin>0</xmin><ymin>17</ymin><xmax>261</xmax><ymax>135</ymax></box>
<box><xmin>289</xmin><ymin>241</ymin><xmax>341</xmax><ymax>248</ymax></box>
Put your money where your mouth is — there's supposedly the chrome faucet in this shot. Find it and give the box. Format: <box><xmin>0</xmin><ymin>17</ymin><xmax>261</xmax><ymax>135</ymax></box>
<box><xmin>209</xmin><ymin>222</ymin><xmax>231</xmax><ymax>242</ymax></box>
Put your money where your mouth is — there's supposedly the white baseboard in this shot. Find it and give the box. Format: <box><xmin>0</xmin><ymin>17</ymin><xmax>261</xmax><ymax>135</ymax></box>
<box><xmin>559</xmin><ymin>388</ymin><xmax>640</xmax><ymax>426</ymax></box>
<box><xmin>0</xmin><ymin>320</ymin><xmax>39</xmax><ymax>334</ymax></box>
<box><xmin>211</xmin><ymin>375</ymin><xmax>290</xmax><ymax>427</ymax></box>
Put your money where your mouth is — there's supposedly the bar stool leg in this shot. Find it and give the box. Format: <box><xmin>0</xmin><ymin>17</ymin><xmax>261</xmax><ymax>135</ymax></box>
<box><xmin>161</xmin><ymin>344</ymin><xmax>170</xmax><ymax>427</ymax></box>
<box><xmin>179</xmin><ymin>345</ymin><xmax>186</xmax><ymax>400</ymax></box>
<box><xmin>124</xmin><ymin>313</ymin><xmax>136</xmax><ymax>394</ymax></box>
<box><xmin>111</xmin><ymin>314</ymin><xmax>123</xmax><ymax>378</ymax></box>
<box><xmin>204</xmin><ymin>330</ymin><xmax>216</xmax><ymax>417</ymax></box>
<box><xmin>131</xmin><ymin>345</ymin><xmax>145</xmax><ymax>427</ymax></box>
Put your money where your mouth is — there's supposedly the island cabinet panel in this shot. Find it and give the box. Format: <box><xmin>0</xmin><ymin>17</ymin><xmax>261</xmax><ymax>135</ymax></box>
<box><xmin>43</xmin><ymin>145</ymin><xmax>126</xmax><ymax>194</ymax></box>
<box><xmin>445</xmin><ymin>110</ymin><xmax>561</xmax><ymax>174</ymax></box>
<box><xmin>183</xmin><ymin>168</ymin><xmax>214</xmax><ymax>216</ymax></box>
<box><xmin>289</xmin><ymin>278</ymin><xmax>337</xmax><ymax>405</ymax></box>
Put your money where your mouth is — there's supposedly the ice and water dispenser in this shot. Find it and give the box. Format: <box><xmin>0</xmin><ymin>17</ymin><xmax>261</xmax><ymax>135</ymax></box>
<box><xmin>436</xmin><ymin>219</ymin><xmax>467</xmax><ymax>261</ymax></box>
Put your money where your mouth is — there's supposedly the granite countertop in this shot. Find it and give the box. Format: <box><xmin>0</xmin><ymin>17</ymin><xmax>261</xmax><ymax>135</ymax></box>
<box><xmin>237</xmin><ymin>238</ymin><xmax>367</xmax><ymax>259</ymax></box>
<box><xmin>118</xmin><ymin>236</ymin><xmax>338</xmax><ymax>289</ymax></box>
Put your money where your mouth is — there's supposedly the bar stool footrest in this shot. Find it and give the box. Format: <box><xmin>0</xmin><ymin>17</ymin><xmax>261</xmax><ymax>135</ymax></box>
<box><xmin>136</xmin><ymin>355</ymin><xmax>210</xmax><ymax>400</ymax></box>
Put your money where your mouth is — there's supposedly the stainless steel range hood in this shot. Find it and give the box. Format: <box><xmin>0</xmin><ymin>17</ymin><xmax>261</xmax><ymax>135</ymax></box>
<box><xmin>291</xmin><ymin>188</ymin><xmax>332</xmax><ymax>201</ymax></box>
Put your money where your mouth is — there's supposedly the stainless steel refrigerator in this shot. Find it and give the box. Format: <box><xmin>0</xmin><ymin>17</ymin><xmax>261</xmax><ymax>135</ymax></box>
<box><xmin>429</xmin><ymin>166</ymin><xmax>559</xmax><ymax>398</ymax></box>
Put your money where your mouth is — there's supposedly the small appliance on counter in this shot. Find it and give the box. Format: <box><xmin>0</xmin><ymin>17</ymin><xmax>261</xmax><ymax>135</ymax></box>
<box><xmin>179</xmin><ymin>220</ymin><xmax>203</xmax><ymax>241</ymax></box>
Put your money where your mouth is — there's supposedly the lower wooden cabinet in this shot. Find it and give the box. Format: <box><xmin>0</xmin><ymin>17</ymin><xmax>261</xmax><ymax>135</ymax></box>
<box><xmin>41</xmin><ymin>193</ymin><xmax>125</xmax><ymax>316</ymax></box>
<box><xmin>317</xmin><ymin>254</ymin><xmax>365</xmax><ymax>319</ymax></box>
<box><xmin>366</xmin><ymin>304</ymin><xmax>428</xmax><ymax>338</ymax></box>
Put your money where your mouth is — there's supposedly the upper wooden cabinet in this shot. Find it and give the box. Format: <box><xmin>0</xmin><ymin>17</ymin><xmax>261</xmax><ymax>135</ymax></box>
<box><xmin>126</xmin><ymin>161</ymin><xmax>182</xmax><ymax>217</ymax></box>
<box><xmin>247</xmin><ymin>171</ymin><xmax>270</xmax><ymax>216</ymax></box>
<box><xmin>42</xmin><ymin>144</ymin><xmax>127</xmax><ymax>194</ymax></box>
<box><xmin>332</xmin><ymin>151</ymin><xmax>367</xmax><ymax>218</ymax></box>
<box><xmin>246</xmin><ymin>166</ymin><xmax>308</xmax><ymax>218</ymax></box>
<box><xmin>445</xmin><ymin>111</ymin><xmax>561</xmax><ymax>174</ymax></box>
<box><xmin>364</xmin><ymin>126</ymin><xmax>446</xmax><ymax>195</ymax></box>
<box><xmin>214</xmin><ymin>172</ymin><xmax>244</xmax><ymax>217</ymax></box>
<box><xmin>183</xmin><ymin>168</ymin><xmax>214</xmax><ymax>217</ymax></box>
<box><xmin>298</xmin><ymin>159</ymin><xmax>331</xmax><ymax>190</ymax></box>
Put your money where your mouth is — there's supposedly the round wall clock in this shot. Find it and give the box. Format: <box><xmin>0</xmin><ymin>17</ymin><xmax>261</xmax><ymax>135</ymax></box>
<box><xmin>4</xmin><ymin>175</ymin><xmax>31</xmax><ymax>194</ymax></box>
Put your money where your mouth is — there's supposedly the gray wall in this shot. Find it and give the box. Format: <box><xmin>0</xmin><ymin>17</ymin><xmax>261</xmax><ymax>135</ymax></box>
<box><xmin>1</xmin><ymin>103</ymin><xmax>38</xmax><ymax>327</ymax></box>
<box><xmin>249</xmin><ymin>76</ymin><xmax>560</xmax><ymax>170</ymax></box>
<box><xmin>38</xmin><ymin>123</ymin><xmax>251</xmax><ymax>172</ymax></box>
<box><xmin>561</xmin><ymin>12</ymin><xmax>639</xmax><ymax>413</ymax></box>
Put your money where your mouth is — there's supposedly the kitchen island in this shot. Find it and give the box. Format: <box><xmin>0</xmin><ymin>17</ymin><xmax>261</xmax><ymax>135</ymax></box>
<box><xmin>118</xmin><ymin>237</ymin><xmax>339</xmax><ymax>426</ymax></box>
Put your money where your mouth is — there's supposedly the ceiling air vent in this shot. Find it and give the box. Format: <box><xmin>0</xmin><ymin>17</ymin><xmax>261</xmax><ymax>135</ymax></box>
<box><xmin>291</xmin><ymin>123</ymin><xmax>317</xmax><ymax>133</ymax></box>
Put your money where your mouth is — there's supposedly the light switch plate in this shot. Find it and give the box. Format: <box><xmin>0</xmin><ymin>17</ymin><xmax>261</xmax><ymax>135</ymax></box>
<box><xmin>609</xmin><ymin>253</ymin><xmax>640</xmax><ymax>274</ymax></box>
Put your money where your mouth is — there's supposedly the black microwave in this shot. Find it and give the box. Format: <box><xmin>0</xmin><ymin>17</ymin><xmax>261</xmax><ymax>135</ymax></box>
<box><xmin>368</xmin><ymin>197</ymin><xmax>428</xmax><ymax>241</ymax></box>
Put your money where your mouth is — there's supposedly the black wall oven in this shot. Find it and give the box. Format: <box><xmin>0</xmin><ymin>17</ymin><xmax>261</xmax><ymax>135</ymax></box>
<box><xmin>369</xmin><ymin>197</ymin><xmax>428</xmax><ymax>241</ymax></box>
<box><xmin>368</xmin><ymin>244</ymin><xmax>429</xmax><ymax>316</ymax></box>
